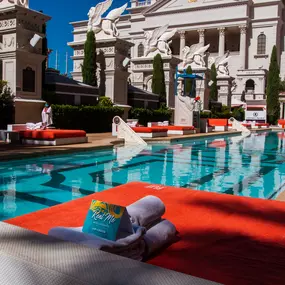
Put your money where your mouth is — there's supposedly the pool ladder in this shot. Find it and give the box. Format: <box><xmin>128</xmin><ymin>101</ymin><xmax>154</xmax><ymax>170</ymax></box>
<box><xmin>113</xmin><ymin>116</ymin><xmax>147</xmax><ymax>146</ymax></box>
<box><xmin>229</xmin><ymin>117</ymin><xmax>251</xmax><ymax>136</ymax></box>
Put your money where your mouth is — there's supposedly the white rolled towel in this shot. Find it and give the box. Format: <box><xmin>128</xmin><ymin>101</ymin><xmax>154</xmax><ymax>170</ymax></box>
<box><xmin>126</xmin><ymin>195</ymin><xmax>165</xmax><ymax>229</ymax></box>
<box><xmin>143</xmin><ymin>219</ymin><xmax>178</xmax><ymax>257</ymax></box>
<box><xmin>48</xmin><ymin>224</ymin><xmax>145</xmax><ymax>252</ymax></box>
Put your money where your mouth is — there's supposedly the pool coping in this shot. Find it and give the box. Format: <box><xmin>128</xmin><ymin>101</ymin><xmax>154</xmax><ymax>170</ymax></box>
<box><xmin>0</xmin><ymin>129</ymin><xmax>275</xmax><ymax>162</ymax></box>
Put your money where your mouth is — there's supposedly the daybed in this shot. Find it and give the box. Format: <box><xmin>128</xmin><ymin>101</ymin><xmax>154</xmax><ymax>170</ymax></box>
<box><xmin>131</xmin><ymin>127</ymin><xmax>168</xmax><ymax>138</ymax></box>
<box><xmin>147</xmin><ymin>122</ymin><xmax>195</xmax><ymax>135</ymax></box>
<box><xmin>208</xmin><ymin>119</ymin><xmax>228</xmax><ymax>132</ymax></box>
<box><xmin>19</xmin><ymin>129</ymin><xmax>88</xmax><ymax>146</ymax></box>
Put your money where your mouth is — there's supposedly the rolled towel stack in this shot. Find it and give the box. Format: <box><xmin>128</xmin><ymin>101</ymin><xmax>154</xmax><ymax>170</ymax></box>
<box><xmin>143</xmin><ymin>219</ymin><xmax>178</xmax><ymax>258</ymax></box>
<box><xmin>126</xmin><ymin>195</ymin><xmax>165</xmax><ymax>229</ymax></box>
<box><xmin>48</xmin><ymin>225</ymin><xmax>146</xmax><ymax>261</ymax></box>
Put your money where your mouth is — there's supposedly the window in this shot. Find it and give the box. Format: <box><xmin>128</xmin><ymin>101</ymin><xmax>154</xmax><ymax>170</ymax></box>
<box><xmin>22</xmin><ymin>67</ymin><xmax>35</xmax><ymax>92</ymax></box>
<box><xmin>245</xmin><ymin>79</ymin><xmax>255</xmax><ymax>93</ymax></box>
<box><xmin>138</xmin><ymin>43</ymin><xmax>144</xmax><ymax>57</ymax></box>
<box><xmin>257</xmin><ymin>33</ymin><xmax>266</xmax><ymax>55</ymax></box>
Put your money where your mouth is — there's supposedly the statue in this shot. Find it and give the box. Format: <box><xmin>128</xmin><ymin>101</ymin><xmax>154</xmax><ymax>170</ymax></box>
<box><xmin>144</xmin><ymin>24</ymin><xmax>177</xmax><ymax>57</ymax></box>
<box><xmin>231</xmin><ymin>80</ymin><xmax>237</xmax><ymax>93</ymax></box>
<box><xmin>1</xmin><ymin>0</ymin><xmax>29</xmax><ymax>8</ymax></box>
<box><xmin>182</xmin><ymin>42</ymin><xmax>210</xmax><ymax>68</ymax></box>
<box><xmin>208</xmin><ymin>51</ymin><xmax>231</xmax><ymax>76</ymax></box>
<box><xmin>87</xmin><ymin>0</ymin><xmax>127</xmax><ymax>37</ymax></box>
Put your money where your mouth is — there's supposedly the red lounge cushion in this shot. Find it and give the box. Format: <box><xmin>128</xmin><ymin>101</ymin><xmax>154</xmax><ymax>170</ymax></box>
<box><xmin>256</xmin><ymin>123</ymin><xmax>269</xmax><ymax>127</ymax></box>
<box><xmin>278</xmin><ymin>120</ymin><xmax>285</xmax><ymax>124</ymax></box>
<box><xmin>208</xmin><ymin>119</ymin><xmax>228</xmax><ymax>127</ymax></box>
<box><xmin>131</xmin><ymin>127</ymin><xmax>168</xmax><ymax>133</ymax></box>
<box><xmin>166</xmin><ymin>126</ymin><xmax>195</xmax><ymax>131</ymax></box>
<box><xmin>19</xmin><ymin>130</ymin><xmax>86</xmax><ymax>140</ymax></box>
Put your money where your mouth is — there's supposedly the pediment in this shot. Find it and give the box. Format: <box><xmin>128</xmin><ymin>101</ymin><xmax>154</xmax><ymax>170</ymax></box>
<box><xmin>145</xmin><ymin>0</ymin><xmax>249</xmax><ymax>14</ymax></box>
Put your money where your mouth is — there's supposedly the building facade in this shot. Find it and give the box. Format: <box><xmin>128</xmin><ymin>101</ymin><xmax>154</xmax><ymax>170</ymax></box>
<box><xmin>69</xmin><ymin>0</ymin><xmax>285</xmax><ymax>108</ymax></box>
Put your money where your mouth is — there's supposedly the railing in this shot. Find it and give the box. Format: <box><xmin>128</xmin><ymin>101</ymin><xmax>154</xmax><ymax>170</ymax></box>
<box><xmin>229</xmin><ymin>117</ymin><xmax>251</xmax><ymax>136</ymax></box>
<box><xmin>113</xmin><ymin>116</ymin><xmax>147</xmax><ymax>146</ymax></box>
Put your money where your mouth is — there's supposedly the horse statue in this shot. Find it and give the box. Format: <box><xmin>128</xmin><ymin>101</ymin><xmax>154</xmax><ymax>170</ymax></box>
<box><xmin>87</xmin><ymin>0</ymin><xmax>127</xmax><ymax>37</ymax></box>
<box><xmin>208</xmin><ymin>51</ymin><xmax>231</xmax><ymax>76</ymax></box>
<box><xmin>182</xmin><ymin>42</ymin><xmax>210</xmax><ymax>68</ymax></box>
<box><xmin>144</xmin><ymin>24</ymin><xmax>177</xmax><ymax>57</ymax></box>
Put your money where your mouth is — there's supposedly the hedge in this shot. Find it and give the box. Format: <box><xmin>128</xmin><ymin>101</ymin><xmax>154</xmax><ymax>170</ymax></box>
<box><xmin>129</xmin><ymin>108</ymin><xmax>172</xmax><ymax>126</ymax></box>
<box><xmin>52</xmin><ymin>104</ymin><xmax>124</xmax><ymax>133</ymax></box>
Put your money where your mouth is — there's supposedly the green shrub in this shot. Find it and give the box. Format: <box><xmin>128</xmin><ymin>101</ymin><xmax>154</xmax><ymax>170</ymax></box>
<box><xmin>52</xmin><ymin>104</ymin><xmax>123</xmax><ymax>133</ymax></box>
<box><xmin>82</xmin><ymin>31</ymin><xmax>97</xmax><ymax>87</ymax></box>
<box><xmin>98</xmin><ymin>96</ymin><xmax>113</xmax><ymax>107</ymax></box>
<box><xmin>200</xmin><ymin>111</ymin><xmax>211</xmax><ymax>119</ymax></box>
<box><xmin>152</xmin><ymin>54</ymin><xmax>166</xmax><ymax>106</ymax></box>
<box><xmin>129</xmin><ymin>107</ymin><xmax>172</xmax><ymax>126</ymax></box>
<box><xmin>266</xmin><ymin>45</ymin><xmax>280</xmax><ymax>124</ymax></box>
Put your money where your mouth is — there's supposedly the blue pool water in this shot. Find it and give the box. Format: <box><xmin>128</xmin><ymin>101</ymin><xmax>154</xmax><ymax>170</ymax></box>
<box><xmin>1</xmin><ymin>131</ymin><xmax>285</xmax><ymax>220</ymax></box>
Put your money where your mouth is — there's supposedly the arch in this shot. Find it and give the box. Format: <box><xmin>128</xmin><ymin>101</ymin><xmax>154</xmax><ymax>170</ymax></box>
<box><xmin>245</xmin><ymin>79</ymin><xmax>255</xmax><ymax>93</ymax></box>
<box><xmin>137</xmin><ymin>43</ymin><xmax>144</xmax><ymax>57</ymax></box>
<box><xmin>257</xmin><ymin>33</ymin><xmax>266</xmax><ymax>54</ymax></box>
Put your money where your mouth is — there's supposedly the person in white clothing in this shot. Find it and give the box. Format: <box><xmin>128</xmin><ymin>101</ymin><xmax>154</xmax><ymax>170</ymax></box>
<box><xmin>41</xmin><ymin>102</ymin><xmax>53</xmax><ymax>129</ymax></box>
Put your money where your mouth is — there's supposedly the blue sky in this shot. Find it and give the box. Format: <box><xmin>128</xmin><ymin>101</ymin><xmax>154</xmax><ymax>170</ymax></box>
<box><xmin>30</xmin><ymin>0</ymin><xmax>128</xmax><ymax>74</ymax></box>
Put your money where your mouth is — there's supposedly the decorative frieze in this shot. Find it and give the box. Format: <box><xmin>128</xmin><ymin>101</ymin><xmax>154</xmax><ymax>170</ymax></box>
<box><xmin>73</xmin><ymin>60</ymin><xmax>83</xmax><ymax>71</ymax></box>
<box><xmin>0</xmin><ymin>19</ymin><xmax>16</xmax><ymax>31</ymax></box>
<box><xmin>134</xmin><ymin>62</ymin><xmax>169</xmax><ymax>70</ymax></box>
<box><xmin>74</xmin><ymin>49</ymin><xmax>84</xmax><ymax>56</ymax></box>
<box><xmin>98</xmin><ymin>46</ymin><xmax>115</xmax><ymax>54</ymax></box>
<box><xmin>18</xmin><ymin>19</ymin><xmax>40</xmax><ymax>33</ymax></box>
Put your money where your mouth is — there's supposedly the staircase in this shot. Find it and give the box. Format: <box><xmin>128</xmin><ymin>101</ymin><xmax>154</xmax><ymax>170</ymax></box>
<box><xmin>229</xmin><ymin>117</ymin><xmax>251</xmax><ymax>136</ymax></box>
<box><xmin>113</xmin><ymin>116</ymin><xmax>147</xmax><ymax>146</ymax></box>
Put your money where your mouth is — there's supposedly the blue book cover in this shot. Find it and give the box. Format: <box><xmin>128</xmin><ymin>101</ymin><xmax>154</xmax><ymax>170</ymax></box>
<box><xmin>82</xmin><ymin>200</ymin><xmax>133</xmax><ymax>241</ymax></box>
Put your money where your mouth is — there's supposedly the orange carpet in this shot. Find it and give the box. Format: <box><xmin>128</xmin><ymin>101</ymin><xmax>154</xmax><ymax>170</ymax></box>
<box><xmin>6</xmin><ymin>182</ymin><xmax>285</xmax><ymax>285</ymax></box>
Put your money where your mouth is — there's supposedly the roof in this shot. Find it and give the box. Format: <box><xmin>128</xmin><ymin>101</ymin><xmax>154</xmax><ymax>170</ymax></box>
<box><xmin>45</xmin><ymin>69</ymin><xmax>97</xmax><ymax>89</ymax></box>
<box><xmin>128</xmin><ymin>84</ymin><xmax>159</xmax><ymax>97</ymax></box>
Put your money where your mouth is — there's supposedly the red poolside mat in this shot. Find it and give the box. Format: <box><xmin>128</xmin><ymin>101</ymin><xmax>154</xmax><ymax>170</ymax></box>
<box><xmin>6</xmin><ymin>182</ymin><xmax>285</xmax><ymax>285</ymax></box>
<box><xmin>19</xmin><ymin>130</ymin><xmax>86</xmax><ymax>140</ymax></box>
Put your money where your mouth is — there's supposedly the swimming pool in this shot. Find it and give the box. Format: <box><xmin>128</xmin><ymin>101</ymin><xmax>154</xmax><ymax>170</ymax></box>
<box><xmin>1</xmin><ymin>131</ymin><xmax>285</xmax><ymax>220</ymax></box>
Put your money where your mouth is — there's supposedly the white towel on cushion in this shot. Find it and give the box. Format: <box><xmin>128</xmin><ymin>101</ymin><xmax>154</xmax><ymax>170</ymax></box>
<box><xmin>26</xmin><ymin>122</ymin><xmax>42</xmax><ymax>130</ymax></box>
<box><xmin>143</xmin><ymin>219</ymin><xmax>178</xmax><ymax>257</ymax></box>
<box><xmin>126</xmin><ymin>196</ymin><xmax>165</xmax><ymax>229</ymax></box>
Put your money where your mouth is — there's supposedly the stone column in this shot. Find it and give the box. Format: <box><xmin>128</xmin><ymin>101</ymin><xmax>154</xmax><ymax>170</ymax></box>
<box><xmin>198</xmin><ymin>29</ymin><xmax>205</xmax><ymax>45</ymax></box>
<box><xmin>179</xmin><ymin>31</ymin><xmax>186</xmax><ymax>59</ymax></box>
<box><xmin>239</xmin><ymin>25</ymin><xmax>247</xmax><ymax>70</ymax></box>
<box><xmin>218</xmin><ymin>27</ymin><xmax>225</xmax><ymax>56</ymax></box>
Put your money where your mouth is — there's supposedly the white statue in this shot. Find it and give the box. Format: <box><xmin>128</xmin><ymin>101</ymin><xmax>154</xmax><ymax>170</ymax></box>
<box><xmin>87</xmin><ymin>0</ymin><xmax>127</xmax><ymax>37</ymax></box>
<box><xmin>182</xmin><ymin>42</ymin><xmax>210</xmax><ymax>68</ymax></box>
<box><xmin>209</xmin><ymin>51</ymin><xmax>231</xmax><ymax>76</ymax></box>
<box><xmin>144</xmin><ymin>24</ymin><xmax>177</xmax><ymax>57</ymax></box>
<box><xmin>1</xmin><ymin>0</ymin><xmax>29</xmax><ymax>8</ymax></box>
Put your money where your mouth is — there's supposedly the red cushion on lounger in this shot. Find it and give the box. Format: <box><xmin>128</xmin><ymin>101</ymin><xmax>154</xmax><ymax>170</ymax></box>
<box><xmin>131</xmin><ymin>127</ymin><xmax>168</xmax><ymax>133</ymax></box>
<box><xmin>256</xmin><ymin>123</ymin><xmax>269</xmax><ymax>127</ymax></box>
<box><xmin>208</xmin><ymin>119</ymin><xmax>228</xmax><ymax>127</ymax></box>
<box><xmin>19</xmin><ymin>130</ymin><xmax>86</xmax><ymax>140</ymax></box>
<box><xmin>166</xmin><ymin>126</ymin><xmax>194</xmax><ymax>131</ymax></box>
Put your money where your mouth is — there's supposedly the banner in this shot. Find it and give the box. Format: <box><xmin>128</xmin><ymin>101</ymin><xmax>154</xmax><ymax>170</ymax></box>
<box><xmin>245</xmin><ymin>110</ymin><xmax>266</xmax><ymax>121</ymax></box>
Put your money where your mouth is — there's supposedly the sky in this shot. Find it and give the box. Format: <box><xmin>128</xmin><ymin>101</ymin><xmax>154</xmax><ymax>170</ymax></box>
<box><xmin>30</xmin><ymin>0</ymin><xmax>128</xmax><ymax>75</ymax></box>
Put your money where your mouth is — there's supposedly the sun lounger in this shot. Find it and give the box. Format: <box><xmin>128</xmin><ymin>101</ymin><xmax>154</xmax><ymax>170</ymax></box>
<box><xmin>131</xmin><ymin>127</ymin><xmax>168</xmax><ymax>138</ymax></box>
<box><xmin>0</xmin><ymin>222</ymin><xmax>219</xmax><ymax>285</ymax></box>
<box><xmin>208</xmin><ymin>119</ymin><xmax>228</xmax><ymax>132</ymax></box>
<box><xmin>19</xmin><ymin>129</ymin><xmax>88</xmax><ymax>146</ymax></box>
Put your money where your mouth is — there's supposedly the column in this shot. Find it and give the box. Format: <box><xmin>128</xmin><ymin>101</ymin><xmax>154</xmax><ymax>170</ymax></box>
<box><xmin>218</xmin><ymin>27</ymin><xmax>225</xmax><ymax>56</ymax></box>
<box><xmin>239</xmin><ymin>25</ymin><xmax>247</xmax><ymax>70</ymax></box>
<box><xmin>179</xmin><ymin>31</ymin><xmax>186</xmax><ymax>59</ymax></box>
<box><xmin>198</xmin><ymin>29</ymin><xmax>205</xmax><ymax>45</ymax></box>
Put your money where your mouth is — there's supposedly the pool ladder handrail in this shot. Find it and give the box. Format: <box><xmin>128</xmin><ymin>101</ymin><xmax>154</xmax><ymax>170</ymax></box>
<box><xmin>113</xmin><ymin>116</ymin><xmax>147</xmax><ymax>146</ymax></box>
<box><xmin>229</xmin><ymin>117</ymin><xmax>251</xmax><ymax>136</ymax></box>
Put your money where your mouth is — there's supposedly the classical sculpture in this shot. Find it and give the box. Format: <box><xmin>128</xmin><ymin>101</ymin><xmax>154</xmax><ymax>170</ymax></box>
<box><xmin>1</xmin><ymin>0</ymin><xmax>29</xmax><ymax>8</ymax></box>
<box><xmin>144</xmin><ymin>24</ymin><xmax>177</xmax><ymax>57</ymax></box>
<box><xmin>87</xmin><ymin>0</ymin><xmax>127</xmax><ymax>37</ymax></box>
<box><xmin>231</xmin><ymin>80</ymin><xmax>237</xmax><ymax>93</ymax></box>
<box><xmin>182</xmin><ymin>42</ymin><xmax>210</xmax><ymax>68</ymax></box>
<box><xmin>208</xmin><ymin>51</ymin><xmax>231</xmax><ymax>76</ymax></box>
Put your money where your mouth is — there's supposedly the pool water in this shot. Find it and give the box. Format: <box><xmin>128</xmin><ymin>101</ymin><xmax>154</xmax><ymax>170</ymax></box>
<box><xmin>1</xmin><ymin>131</ymin><xmax>285</xmax><ymax>220</ymax></box>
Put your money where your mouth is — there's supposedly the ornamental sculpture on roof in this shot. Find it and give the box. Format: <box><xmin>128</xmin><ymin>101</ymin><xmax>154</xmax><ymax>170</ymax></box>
<box><xmin>208</xmin><ymin>50</ymin><xmax>231</xmax><ymax>76</ymax></box>
<box><xmin>87</xmin><ymin>0</ymin><xmax>127</xmax><ymax>37</ymax></box>
<box><xmin>144</xmin><ymin>24</ymin><xmax>177</xmax><ymax>57</ymax></box>
<box><xmin>182</xmin><ymin>42</ymin><xmax>210</xmax><ymax>68</ymax></box>
<box><xmin>0</xmin><ymin>0</ymin><xmax>29</xmax><ymax>8</ymax></box>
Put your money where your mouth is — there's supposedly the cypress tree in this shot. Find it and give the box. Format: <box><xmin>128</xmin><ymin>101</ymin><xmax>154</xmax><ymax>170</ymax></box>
<box><xmin>241</xmin><ymin>90</ymin><xmax>246</xmax><ymax>102</ymax></box>
<box><xmin>266</xmin><ymin>45</ymin><xmax>280</xmax><ymax>124</ymax></box>
<box><xmin>185</xmin><ymin>65</ymin><xmax>193</xmax><ymax>95</ymax></box>
<box><xmin>210</xmin><ymin>63</ymin><xmax>218</xmax><ymax>101</ymax></box>
<box><xmin>152</xmin><ymin>54</ymin><xmax>166</xmax><ymax>106</ymax></box>
<box><xmin>82</xmin><ymin>31</ymin><xmax>97</xmax><ymax>87</ymax></box>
